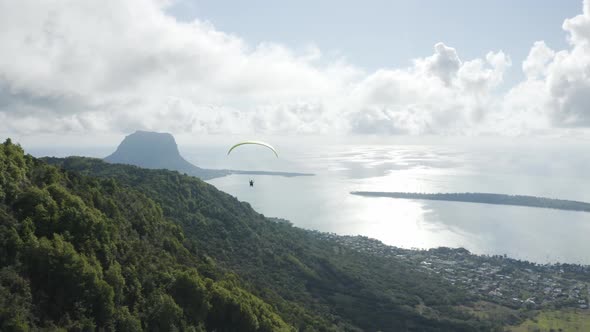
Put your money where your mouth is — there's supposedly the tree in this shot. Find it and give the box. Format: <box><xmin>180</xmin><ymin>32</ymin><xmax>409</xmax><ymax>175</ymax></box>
<box><xmin>145</xmin><ymin>292</ymin><xmax>184</xmax><ymax>332</ymax></box>
<box><xmin>169</xmin><ymin>269</ymin><xmax>209</xmax><ymax>324</ymax></box>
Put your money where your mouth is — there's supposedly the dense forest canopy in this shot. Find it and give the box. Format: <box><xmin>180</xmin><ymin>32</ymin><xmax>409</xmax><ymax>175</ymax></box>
<box><xmin>0</xmin><ymin>139</ymin><xmax>291</xmax><ymax>331</ymax></box>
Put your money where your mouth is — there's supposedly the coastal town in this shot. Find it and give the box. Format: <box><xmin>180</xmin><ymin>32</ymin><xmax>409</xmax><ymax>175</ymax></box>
<box><xmin>311</xmin><ymin>231</ymin><xmax>590</xmax><ymax>310</ymax></box>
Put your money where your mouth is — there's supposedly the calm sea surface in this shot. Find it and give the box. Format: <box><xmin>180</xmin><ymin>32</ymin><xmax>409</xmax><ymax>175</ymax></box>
<box><xmin>187</xmin><ymin>142</ymin><xmax>590</xmax><ymax>264</ymax></box>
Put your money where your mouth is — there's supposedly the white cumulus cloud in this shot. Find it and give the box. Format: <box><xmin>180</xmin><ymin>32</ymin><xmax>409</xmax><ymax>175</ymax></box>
<box><xmin>503</xmin><ymin>0</ymin><xmax>590</xmax><ymax>129</ymax></box>
<box><xmin>0</xmin><ymin>0</ymin><xmax>590</xmax><ymax>138</ymax></box>
<box><xmin>346</xmin><ymin>43</ymin><xmax>510</xmax><ymax>135</ymax></box>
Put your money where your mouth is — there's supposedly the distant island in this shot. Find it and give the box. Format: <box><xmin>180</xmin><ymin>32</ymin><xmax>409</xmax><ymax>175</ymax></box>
<box><xmin>351</xmin><ymin>191</ymin><xmax>590</xmax><ymax>213</ymax></box>
<box><xmin>104</xmin><ymin>130</ymin><xmax>313</xmax><ymax>180</ymax></box>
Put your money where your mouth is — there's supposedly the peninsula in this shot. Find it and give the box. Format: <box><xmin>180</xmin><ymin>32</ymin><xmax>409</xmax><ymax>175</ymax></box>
<box><xmin>351</xmin><ymin>191</ymin><xmax>590</xmax><ymax>213</ymax></box>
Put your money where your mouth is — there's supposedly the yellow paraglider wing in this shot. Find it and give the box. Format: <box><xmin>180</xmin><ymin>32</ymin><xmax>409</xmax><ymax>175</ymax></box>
<box><xmin>227</xmin><ymin>141</ymin><xmax>278</xmax><ymax>158</ymax></box>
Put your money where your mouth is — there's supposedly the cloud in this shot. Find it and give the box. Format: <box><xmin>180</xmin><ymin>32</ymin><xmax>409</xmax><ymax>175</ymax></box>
<box><xmin>563</xmin><ymin>0</ymin><xmax>590</xmax><ymax>46</ymax></box>
<box><xmin>522</xmin><ymin>41</ymin><xmax>555</xmax><ymax>79</ymax></box>
<box><xmin>0</xmin><ymin>0</ymin><xmax>589</xmax><ymax>138</ymax></box>
<box><xmin>346</xmin><ymin>43</ymin><xmax>509</xmax><ymax>135</ymax></box>
<box><xmin>0</xmin><ymin>0</ymin><xmax>357</xmax><ymax>134</ymax></box>
<box><xmin>503</xmin><ymin>0</ymin><xmax>590</xmax><ymax>129</ymax></box>
<box><xmin>417</xmin><ymin>42</ymin><xmax>462</xmax><ymax>86</ymax></box>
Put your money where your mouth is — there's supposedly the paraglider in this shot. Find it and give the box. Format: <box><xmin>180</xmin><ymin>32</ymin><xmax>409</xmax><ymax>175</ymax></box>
<box><xmin>227</xmin><ymin>141</ymin><xmax>278</xmax><ymax>158</ymax></box>
<box><xmin>227</xmin><ymin>141</ymin><xmax>277</xmax><ymax>187</ymax></box>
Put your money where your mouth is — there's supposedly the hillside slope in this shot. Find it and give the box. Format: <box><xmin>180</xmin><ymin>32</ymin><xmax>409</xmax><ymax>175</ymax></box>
<box><xmin>44</xmin><ymin>154</ymin><xmax>502</xmax><ymax>331</ymax></box>
<box><xmin>0</xmin><ymin>139</ymin><xmax>291</xmax><ymax>331</ymax></box>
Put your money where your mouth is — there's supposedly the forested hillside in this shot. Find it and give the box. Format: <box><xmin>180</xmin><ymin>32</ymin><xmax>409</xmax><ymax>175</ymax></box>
<box><xmin>0</xmin><ymin>139</ymin><xmax>290</xmax><ymax>331</ymax></box>
<box><xmin>1</xmin><ymin>139</ymin><xmax>502</xmax><ymax>331</ymax></box>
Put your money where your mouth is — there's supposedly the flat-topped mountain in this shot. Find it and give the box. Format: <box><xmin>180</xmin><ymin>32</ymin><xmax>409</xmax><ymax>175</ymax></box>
<box><xmin>104</xmin><ymin>130</ymin><xmax>312</xmax><ymax>179</ymax></box>
<box><xmin>105</xmin><ymin>130</ymin><xmax>205</xmax><ymax>173</ymax></box>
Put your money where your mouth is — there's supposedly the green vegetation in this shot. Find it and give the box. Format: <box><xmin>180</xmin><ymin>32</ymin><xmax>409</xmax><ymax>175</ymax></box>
<box><xmin>0</xmin><ymin>139</ymin><xmax>290</xmax><ymax>331</ymax></box>
<box><xmin>509</xmin><ymin>309</ymin><xmax>590</xmax><ymax>332</ymax></box>
<box><xmin>351</xmin><ymin>192</ymin><xmax>590</xmax><ymax>212</ymax></box>
<box><xmin>458</xmin><ymin>301</ymin><xmax>521</xmax><ymax>324</ymax></box>
<box><xmin>1</xmin><ymin>138</ymin><xmax>518</xmax><ymax>330</ymax></box>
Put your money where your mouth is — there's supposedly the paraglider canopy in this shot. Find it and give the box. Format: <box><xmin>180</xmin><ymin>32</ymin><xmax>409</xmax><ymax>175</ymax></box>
<box><xmin>227</xmin><ymin>141</ymin><xmax>278</xmax><ymax>158</ymax></box>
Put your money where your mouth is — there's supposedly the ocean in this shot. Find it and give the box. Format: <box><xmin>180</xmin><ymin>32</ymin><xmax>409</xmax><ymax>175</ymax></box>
<box><xmin>186</xmin><ymin>140</ymin><xmax>590</xmax><ymax>264</ymax></box>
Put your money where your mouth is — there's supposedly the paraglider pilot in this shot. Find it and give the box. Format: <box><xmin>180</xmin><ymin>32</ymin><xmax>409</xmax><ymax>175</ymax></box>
<box><xmin>249</xmin><ymin>179</ymin><xmax>254</xmax><ymax>187</ymax></box>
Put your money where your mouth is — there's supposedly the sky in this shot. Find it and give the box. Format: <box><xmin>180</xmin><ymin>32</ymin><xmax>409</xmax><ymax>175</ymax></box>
<box><xmin>167</xmin><ymin>0</ymin><xmax>579</xmax><ymax>85</ymax></box>
<box><xmin>1</xmin><ymin>0</ymin><xmax>590</xmax><ymax>144</ymax></box>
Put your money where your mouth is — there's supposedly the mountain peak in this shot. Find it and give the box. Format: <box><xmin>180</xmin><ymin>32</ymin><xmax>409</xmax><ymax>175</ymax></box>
<box><xmin>105</xmin><ymin>130</ymin><xmax>201</xmax><ymax>173</ymax></box>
